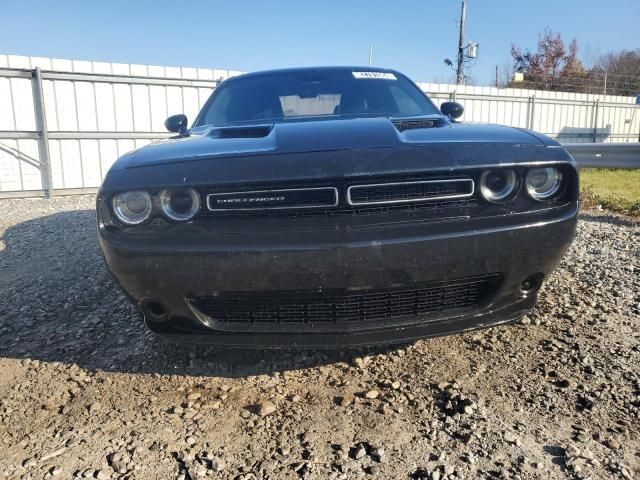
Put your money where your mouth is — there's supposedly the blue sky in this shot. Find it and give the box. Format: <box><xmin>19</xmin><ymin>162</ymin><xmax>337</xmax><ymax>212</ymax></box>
<box><xmin>2</xmin><ymin>0</ymin><xmax>639</xmax><ymax>84</ymax></box>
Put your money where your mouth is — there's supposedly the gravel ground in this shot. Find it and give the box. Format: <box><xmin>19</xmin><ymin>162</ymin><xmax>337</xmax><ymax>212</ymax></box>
<box><xmin>0</xmin><ymin>195</ymin><xmax>638</xmax><ymax>480</ymax></box>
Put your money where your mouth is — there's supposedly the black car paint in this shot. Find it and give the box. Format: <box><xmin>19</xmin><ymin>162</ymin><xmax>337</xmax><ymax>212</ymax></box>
<box><xmin>97</xmin><ymin>66</ymin><xmax>578</xmax><ymax>347</ymax></box>
<box><xmin>111</xmin><ymin>117</ymin><xmax>554</xmax><ymax>171</ymax></box>
<box><xmin>440</xmin><ymin>101</ymin><xmax>464</xmax><ymax>119</ymax></box>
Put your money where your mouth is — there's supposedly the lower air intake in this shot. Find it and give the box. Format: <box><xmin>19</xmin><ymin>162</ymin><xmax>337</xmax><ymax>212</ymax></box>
<box><xmin>189</xmin><ymin>274</ymin><xmax>502</xmax><ymax>327</ymax></box>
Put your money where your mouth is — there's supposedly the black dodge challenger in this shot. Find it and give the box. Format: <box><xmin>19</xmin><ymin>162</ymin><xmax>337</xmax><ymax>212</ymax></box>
<box><xmin>97</xmin><ymin>66</ymin><xmax>578</xmax><ymax>347</ymax></box>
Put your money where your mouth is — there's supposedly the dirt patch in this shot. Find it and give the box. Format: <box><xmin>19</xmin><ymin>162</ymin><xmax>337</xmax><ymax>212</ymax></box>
<box><xmin>0</xmin><ymin>196</ymin><xmax>638</xmax><ymax>479</ymax></box>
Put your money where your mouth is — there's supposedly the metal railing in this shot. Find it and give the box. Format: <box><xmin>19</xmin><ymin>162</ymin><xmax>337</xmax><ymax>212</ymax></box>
<box><xmin>427</xmin><ymin>89</ymin><xmax>640</xmax><ymax>144</ymax></box>
<box><xmin>0</xmin><ymin>67</ymin><xmax>217</xmax><ymax>198</ymax></box>
<box><xmin>565</xmin><ymin>143</ymin><xmax>640</xmax><ymax>169</ymax></box>
<box><xmin>0</xmin><ymin>142</ymin><xmax>635</xmax><ymax>200</ymax></box>
<box><xmin>0</xmin><ymin>66</ymin><xmax>639</xmax><ymax>199</ymax></box>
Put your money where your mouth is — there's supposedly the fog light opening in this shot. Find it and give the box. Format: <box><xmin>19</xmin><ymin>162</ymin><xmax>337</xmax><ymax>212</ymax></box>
<box><xmin>520</xmin><ymin>274</ymin><xmax>543</xmax><ymax>296</ymax></box>
<box><xmin>141</xmin><ymin>299</ymin><xmax>168</xmax><ymax>321</ymax></box>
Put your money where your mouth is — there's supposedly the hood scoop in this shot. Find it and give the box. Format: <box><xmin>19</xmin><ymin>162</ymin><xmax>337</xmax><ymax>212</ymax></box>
<box><xmin>211</xmin><ymin>125</ymin><xmax>273</xmax><ymax>139</ymax></box>
<box><xmin>392</xmin><ymin>118</ymin><xmax>441</xmax><ymax>132</ymax></box>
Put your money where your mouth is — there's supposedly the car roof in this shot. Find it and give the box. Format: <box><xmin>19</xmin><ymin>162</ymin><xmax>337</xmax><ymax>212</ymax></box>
<box><xmin>225</xmin><ymin>66</ymin><xmax>403</xmax><ymax>82</ymax></box>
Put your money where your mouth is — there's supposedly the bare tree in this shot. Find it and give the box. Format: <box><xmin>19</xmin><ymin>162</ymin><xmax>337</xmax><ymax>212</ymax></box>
<box><xmin>591</xmin><ymin>50</ymin><xmax>640</xmax><ymax>95</ymax></box>
<box><xmin>493</xmin><ymin>61</ymin><xmax>513</xmax><ymax>88</ymax></box>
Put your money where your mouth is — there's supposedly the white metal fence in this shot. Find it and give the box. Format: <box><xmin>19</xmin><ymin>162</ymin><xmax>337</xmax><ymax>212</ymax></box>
<box><xmin>420</xmin><ymin>82</ymin><xmax>640</xmax><ymax>144</ymax></box>
<box><xmin>1</xmin><ymin>55</ymin><xmax>639</xmax><ymax>197</ymax></box>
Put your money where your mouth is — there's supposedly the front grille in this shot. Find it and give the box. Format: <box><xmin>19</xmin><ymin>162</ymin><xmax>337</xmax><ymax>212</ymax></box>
<box><xmin>207</xmin><ymin>187</ymin><xmax>338</xmax><ymax>211</ymax></box>
<box><xmin>189</xmin><ymin>275</ymin><xmax>501</xmax><ymax>327</ymax></box>
<box><xmin>347</xmin><ymin>179</ymin><xmax>474</xmax><ymax>205</ymax></box>
<box><xmin>199</xmin><ymin>173</ymin><xmax>479</xmax><ymax>219</ymax></box>
<box><xmin>201</xmin><ymin>197</ymin><xmax>478</xmax><ymax>219</ymax></box>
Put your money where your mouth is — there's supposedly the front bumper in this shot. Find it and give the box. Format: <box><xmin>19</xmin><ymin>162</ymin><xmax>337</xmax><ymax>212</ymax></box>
<box><xmin>98</xmin><ymin>202</ymin><xmax>578</xmax><ymax>347</ymax></box>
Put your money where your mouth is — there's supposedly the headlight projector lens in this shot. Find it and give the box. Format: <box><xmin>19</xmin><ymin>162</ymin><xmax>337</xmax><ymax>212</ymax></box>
<box><xmin>112</xmin><ymin>191</ymin><xmax>152</xmax><ymax>225</ymax></box>
<box><xmin>479</xmin><ymin>169</ymin><xmax>517</xmax><ymax>202</ymax></box>
<box><xmin>160</xmin><ymin>187</ymin><xmax>201</xmax><ymax>221</ymax></box>
<box><xmin>526</xmin><ymin>167</ymin><xmax>562</xmax><ymax>200</ymax></box>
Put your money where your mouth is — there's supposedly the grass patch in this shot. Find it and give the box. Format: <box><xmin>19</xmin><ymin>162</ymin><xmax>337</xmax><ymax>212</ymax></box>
<box><xmin>580</xmin><ymin>168</ymin><xmax>640</xmax><ymax>215</ymax></box>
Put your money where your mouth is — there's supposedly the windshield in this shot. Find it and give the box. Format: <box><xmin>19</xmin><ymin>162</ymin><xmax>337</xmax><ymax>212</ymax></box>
<box><xmin>194</xmin><ymin>69</ymin><xmax>440</xmax><ymax>127</ymax></box>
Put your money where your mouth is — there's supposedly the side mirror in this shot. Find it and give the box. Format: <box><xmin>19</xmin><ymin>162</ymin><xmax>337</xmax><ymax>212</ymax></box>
<box><xmin>164</xmin><ymin>114</ymin><xmax>188</xmax><ymax>135</ymax></box>
<box><xmin>441</xmin><ymin>102</ymin><xmax>464</xmax><ymax>120</ymax></box>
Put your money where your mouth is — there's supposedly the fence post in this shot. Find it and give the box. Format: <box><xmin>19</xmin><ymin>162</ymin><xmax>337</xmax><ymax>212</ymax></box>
<box><xmin>591</xmin><ymin>99</ymin><xmax>600</xmax><ymax>143</ymax></box>
<box><xmin>527</xmin><ymin>96</ymin><xmax>536</xmax><ymax>130</ymax></box>
<box><xmin>30</xmin><ymin>67</ymin><xmax>53</xmax><ymax>198</ymax></box>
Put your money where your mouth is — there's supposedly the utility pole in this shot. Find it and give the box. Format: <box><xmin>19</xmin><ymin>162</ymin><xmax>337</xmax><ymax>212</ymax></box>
<box><xmin>495</xmin><ymin>65</ymin><xmax>499</xmax><ymax>87</ymax></box>
<box><xmin>456</xmin><ymin>0</ymin><xmax>466</xmax><ymax>85</ymax></box>
<box><xmin>369</xmin><ymin>44</ymin><xmax>373</xmax><ymax>67</ymax></box>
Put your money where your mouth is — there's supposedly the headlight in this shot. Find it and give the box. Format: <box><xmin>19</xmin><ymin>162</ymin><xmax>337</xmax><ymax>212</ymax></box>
<box><xmin>159</xmin><ymin>187</ymin><xmax>201</xmax><ymax>221</ymax></box>
<box><xmin>525</xmin><ymin>167</ymin><xmax>562</xmax><ymax>200</ymax></box>
<box><xmin>112</xmin><ymin>191</ymin><xmax>152</xmax><ymax>225</ymax></box>
<box><xmin>479</xmin><ymin>169</ymin><xmax>517</xmax><ymax>202</ymax></box>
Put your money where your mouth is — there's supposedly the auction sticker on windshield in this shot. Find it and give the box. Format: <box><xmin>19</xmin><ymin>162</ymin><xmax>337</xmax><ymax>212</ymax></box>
<box><xmin>352</xmin><ymin>71</ymin><xmax>397</xmax><ymax>80</ymax></box>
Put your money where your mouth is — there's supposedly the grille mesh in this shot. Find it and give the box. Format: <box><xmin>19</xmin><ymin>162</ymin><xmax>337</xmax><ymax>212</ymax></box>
<box><xmin>189</xmin><ymin>275</ymin><xmax>500</xmax><ymax>326</ymax></box>
<box><xmin>201</xmin><ymin>197</ymin><xmax>477</xmax><ymax>218</ymax></box>
<box><xmin>348</xmin><ymin>180</ymin><xmax>473</xmax><ymax>204</ymax></box>
<box><xmin>200</xmin><ymin>174</ymin><xmax>478</xmax><ymax>219</ymax></box>
<box><xmin>207</xmin><ymin>187</ymin><xmax>336</xmax><ymax>211</ymax></box>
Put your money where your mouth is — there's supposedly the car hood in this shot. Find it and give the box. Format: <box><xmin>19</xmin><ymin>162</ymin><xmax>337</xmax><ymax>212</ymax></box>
<box><xmin>118</xmin><ymin>117</ymin><xmax>557</xmax><ymax>170</ymax></box>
